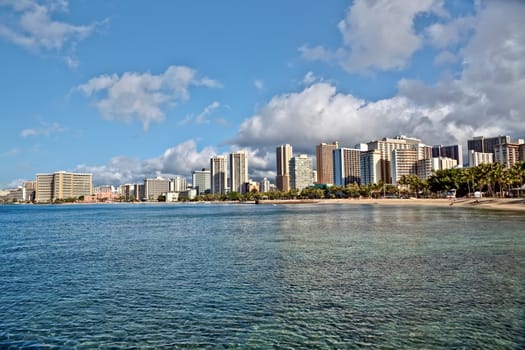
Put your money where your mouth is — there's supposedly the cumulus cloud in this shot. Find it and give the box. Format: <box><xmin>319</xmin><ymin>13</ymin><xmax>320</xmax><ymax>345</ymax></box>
<box><xmin>77</xmin><ymin>66</ymin><xmax>221</xmax><ymax>130</ymax></box>
<box><xmin>301</xmin><ymin>0</ymin><xmax>440</xmax><ymax>72</ymax></box>
<box><xmin>75</xmin><ymin>139</ymin><xmax>216</xmax><ymax>185</ymax></box>
<box><xmin>236</xmin><ymin>2</ymin><xmax>525</xmax><ymax>152</ymax></box>
<box><xmin>20</xmin><ymin>121</ymin><xmax>65</xmax><ymax>137</ymax></box>
<box><xmin>0</xmin><ymin>0</ymin><xmax>102</xmax><ymax>62</ymax></box>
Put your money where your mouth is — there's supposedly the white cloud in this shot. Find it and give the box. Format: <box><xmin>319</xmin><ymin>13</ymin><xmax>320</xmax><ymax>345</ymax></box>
<box><xmin>180</xmin><ymin>101</ymin><xmax>221</xmax><ymax>125</ymax></box>
<box><xmin>434</xmin><ymin>50</ymin><xmax>459</xmax><ymax>65</ymax></box>
<box><xmin>301</xmin><ymin>0</ymin><xmax>440</xmax><ymax>72</ymax></box>
<box><xmin>302</xmin><ymin>71</ymin><xmax>319</xmax><ymax>85</ymax></box>
<box><xmin>75</xmin><ymin>139</ymin><xmax>216</xmax><ymax>185</ymax></box>
<box><xmin>0</xmin><ymin>0</ymin><xmax>102</xmax><ymax>62</ymax></box>
<box><xmin>425</xmin><ymin>16</ymin><xmax>476</xmax><ymax>49</ymax></box>
<box><xmin>77</xmin><ymin>66</ymin><xmax>221</xmax><ymax>130</ymax></box>
<box><xmin>20</xmin><ymin>121</ymin><xmax>65</xmax><ymax>137</ymax></box>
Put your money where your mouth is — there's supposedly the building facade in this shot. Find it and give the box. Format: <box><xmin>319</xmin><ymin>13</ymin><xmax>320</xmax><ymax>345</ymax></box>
<box><xmin>333</xmin><ymin>148</ymin><xmax>361</xmax><ymax>186</ymax></box>
<box><xmin>432</xmin><ymin>157</ymin><xmax>458</xmax><ymax>171</ymax></box>
<box><xmin>316</xmin><ymin>141</ymin><xmax>339</xmax><ymax>184</ymax></box>
<box><xmin>494</xmin><ymin>142</ymin><xmax>522</xmax><ymax>168</ymax></box>
<box><xmin>468</xmin><ymin>150</ymin><xmax>493</xmax><ymax>167</ymax></box>
<box><xmin>192</xmin><ymin>168</ymin><xmax>211</xmax><ymax>194</ymax></box>
<box><xmin>432</xmin><ymin>144</ymin><xmax>463</xmax><ymax>167</ymax></box>
<box><xmin>290</xmin><ymin>154</ymin><xmax>313</xmax><ymax>191</ymax></box>
<box><xmin>144</xmin><ymin>177</ymin><xmax>170</xmax><ymax>201</ymax></box>
<box><xmin>360</xmin><ymin>150</ymin><xmax>381</xmax><ymax>185</ymax></box>
<box><xmin>36</xmin><ymin>171</ymin><xmax>93</xmax><ymax>203</ymax></box>
<box><xmin>171</xmin><ymin>176</ymin><xmax>187</xmax><ymax>192</ymax></box>
<box><xmin>468</xmin><ymin>135</ymin><xmax>511</xmax><ymax>154</ymax></box>
<box><xmin>276</xmin><ymin>144</ymin><xmax>293</xmax><ymax>192</ymax></box>
<box><xmin>211</xmin><ymin>155</ymin><xmax>227</xmax><ymax>195</ymax></box>
<box><xmin>229</xmin><ymin>151</ymin><xmax>248</xmax><ymax>193</ymax></box>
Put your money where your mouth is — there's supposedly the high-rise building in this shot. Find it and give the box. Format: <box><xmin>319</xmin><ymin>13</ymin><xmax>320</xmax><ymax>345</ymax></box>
<box><xmin>144</xmin><ymin>177</ymin><xmax>170</xmax><ymax>201</ymax></box>
<box><xmin>468</xmin><ymin>150</ymin><xmax>493</xmax><ymax>167</ymax></box>
<box><xmin>260</xmin><ymin>177</ymin><xmax>271</xmax><ymax>193</ymax></box>
<box><xmin>192</xmin><ymin>168</ymin><xmax>211</xmax><ymax>194</ymax></box>
<box><xmin>229</xmin><ymin>151</ymin><xmax>248</xmax><ymax>193</ymax></box>
<box><xmin>333</xmin><ymin>148</ymin><xmax>361</xmax><ymax>186</ymax></box>
<box><xmin>494</xmin><ymin>142</ymin><xmax>522</xmax><ymax>168</ymax></box>
<box><xmin>390</xmin><ymin>144</ymin><xmax>432</xmax><ymax>185</ymax></box>
<box><xmin>290</xmin><ymin>154</ymin><xmax>313</xmax><ymax>191</ymax></box>
<box><xmin>316</xmin><ymin>141</ymin><xmax>339</xmax><ymax>184</ymax></box>
<box><xmin>520</xmin><ymin>144</ymin><xmax>525</xmax><ymax>162</ymax></box>
<box><xmin>171</xmin><ymin>176</ymin><xmax>187</xmax><ymax>192</ymax></box>
<box><xmin>467</xmin><ymin>135</ymin><xmax>511</xmax><ymax>154</ymax></box>
<box><xmin>276</xmin><ymin>144</ymin><xmax>293</xmax><ymax>192</ymax></box>
<box><xmin>366</xmin><ymin>136</ymin><xmax>421</xmax><ymax>184</ymax></box>
<box><xmin>36</xmin><ymin>171</ymin><xmax>93</xmax><ymax>203</ymax></box>
<box><xmin>211</xmin><ymin>155</ymin><xmax>227</xmax><ymax>195</ymax></box>
<box><xmin>360</xmin><ymin>150</ymin><xmax>381</xmax><ymax>185</ymax></box>
<box><xmin>432</xmin><ymin>144</ymin><xmax>463</xmax><ymax>167</ymax></box>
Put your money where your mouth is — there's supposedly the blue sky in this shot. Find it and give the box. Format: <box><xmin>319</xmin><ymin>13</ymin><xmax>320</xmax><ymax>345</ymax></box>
<box><xmin>1</xmin><ymin>0</ymin><xmax>524</xmax><ymax>187</ymax></box>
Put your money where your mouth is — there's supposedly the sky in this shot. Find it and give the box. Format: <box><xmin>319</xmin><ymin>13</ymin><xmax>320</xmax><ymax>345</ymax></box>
<box><xmin>1</xmin><ymin>0</ymin><xmax>524</xmax><ymax>188</ymax></box>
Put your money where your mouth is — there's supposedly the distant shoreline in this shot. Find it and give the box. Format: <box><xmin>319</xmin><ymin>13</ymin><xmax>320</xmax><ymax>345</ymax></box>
<box><xmin>256</xmin><ymin>198</ymin><xmax>525</xmax><ymax>212</ymax></box>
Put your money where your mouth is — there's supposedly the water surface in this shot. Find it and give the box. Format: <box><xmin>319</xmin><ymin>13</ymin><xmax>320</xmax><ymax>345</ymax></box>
<box><xmin>1</xmin><ymin>203</ymin><xmax>524</xmax><ymax>348</ymax></box>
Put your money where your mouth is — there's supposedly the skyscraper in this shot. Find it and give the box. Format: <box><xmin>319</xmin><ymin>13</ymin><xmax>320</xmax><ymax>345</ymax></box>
<box><xmin>360</xmin><ymin>150</ymin><xmax>381</xmax><ymax>185</ymax></box>
<box><xmin>211</xmin><ymin>155</ymin><xmax>227</xmax><ymax>195</ymax></box>
<box><xmin>316</xmin><ymin>141</ymin><xmax>339</xmax><ymax>184</ymax></box>
<box><xmin>366</xmin><ymin>136</ymin><xmax>421</xmax><ymax>184</ymax></box>
<box><xmin>144</xmin><ymin>177</ymin><xmax>170</xmax><ymax>201</ymax></box>
<box><xmin>333</xmin><ymin>148</ymin><xmax>361</xmax><ymax>186</ymax></box>
<box><xmin>290</xmin><ymin>154</ymin><xmax>313</xmax><ymax>191</ymax></box>
<box><xmin>467</xmin><ymin>135</ymin><xmax>511</xmax><ymax>154</ymax></box>
<box><xmin>229</xmin><ymin>151</ymin><xmax>248</xmax><ymax>193</ymax></box>
<box><xmin>432</xmin><ymin>144</ymin><xmax>463</xmax><ymax>166</ymax></box>
<box><xmin>192</xmin><ymin>168</ymin><xmax>211</xmax><ymax>194</ymax></box>
<box><xmin>276</xmin><ymin>144</ymin><xmax>293</xmax><ymax>192</ymax></box>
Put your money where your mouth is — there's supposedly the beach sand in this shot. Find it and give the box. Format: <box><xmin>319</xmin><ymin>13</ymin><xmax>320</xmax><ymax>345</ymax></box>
<box><xmin>258</xmin><ymin>198</ymin><xmax>525</xmax><ymax>212</ymax></box>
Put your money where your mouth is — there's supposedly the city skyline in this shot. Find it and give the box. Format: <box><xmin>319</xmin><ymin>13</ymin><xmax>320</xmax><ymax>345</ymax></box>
<box><xmin>2</xmin><ymin>1</ymin><xmax>525</xmax><ymax>188</ymax></box>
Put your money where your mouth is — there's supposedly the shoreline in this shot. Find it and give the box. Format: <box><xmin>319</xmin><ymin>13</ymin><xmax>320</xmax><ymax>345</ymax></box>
<box><xmin>258</xmin><ymin>198</ymin><xmax>525</xmax><ymax>212</ymax></box>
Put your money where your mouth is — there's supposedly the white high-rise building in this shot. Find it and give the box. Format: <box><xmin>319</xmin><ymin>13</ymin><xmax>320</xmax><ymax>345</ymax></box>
<box><xmin>333</xmin><ymin>148</ymin><xmax>361</xmax><ymax>186</ymax></box>
<box><xmin>276</xmin><ymin>144</ymin><xmax>293</xmax><ymax>192</ymax></box>
<box><xmin>229</xmin><ymin>151</ymin><xmax>248</xmax><ymax>193</ymax></box>
<box><xmin>211</xmin><ymin>156</ymin><xmax>227</xmax><ymax>195</ymax></box>
<box><xmin>192</xmin><ymin>168</ymin><xmax>211</xmax><ymax>194</ymax></box>
<box><xmin>360</xmin><ymin>150</ymin><xmax>381</xmax><ymax>185</ymax></box>
<box><xmin>290</xmin><ymin>154</ymin><xmax>313</xmax><ymax>191</ymax></box>
<box><xmin>171</xmin><ymin>176</ymin><xmax>187</xmax><ymax>192</ymax></box>
<box><xmin>144</xmin><ymin>177</ymin><xmax>170</xmax><ymax>201</ymax></box>
<box><xmin>260</xmin><ymin>177</ymin><xmax>271</xmax><ymax>193</ymax></box>
<box><xmin>468</xmin><ymin>150</ymin><xmax>493</xmax><ymax>167</ymax></box>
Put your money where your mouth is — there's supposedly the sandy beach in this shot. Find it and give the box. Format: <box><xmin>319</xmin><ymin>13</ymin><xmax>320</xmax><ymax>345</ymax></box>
<box><xmin>258</xmin><ymin>198</ymin><xmax>525</xmax><ymax>212</ymax></box>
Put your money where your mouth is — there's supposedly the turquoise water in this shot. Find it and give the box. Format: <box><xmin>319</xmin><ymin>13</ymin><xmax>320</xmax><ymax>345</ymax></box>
<box><xmin>0</xmin><ymin>203</ymin><xmax>524</xmax><ymax>349</ymax></box>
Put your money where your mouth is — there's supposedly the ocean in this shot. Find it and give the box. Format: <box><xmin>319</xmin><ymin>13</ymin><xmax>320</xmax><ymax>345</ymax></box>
<box><xmin>1</xmin><ymin>203</ymin><xmax>524</xmax><ymax>348</ymax></box>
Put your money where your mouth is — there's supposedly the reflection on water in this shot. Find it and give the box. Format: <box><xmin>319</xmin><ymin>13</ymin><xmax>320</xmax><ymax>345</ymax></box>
<box><xmin>0</xmin><ymin>203</ymin><xmax>524</xmax><ymax>348</ymax></box>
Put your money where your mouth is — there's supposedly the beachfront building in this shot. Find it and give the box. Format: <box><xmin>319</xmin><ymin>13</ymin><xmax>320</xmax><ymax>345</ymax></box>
<box><xmin>144</xmin><ymin>177</ymin><xmax>170</xmax><ymax>201</ymax></box>
<box><xmin>316</xmin><ymin>141</ymin><xmax>339</xmax><ymax>184</ymax></box>
<box><xmin>432</xmin><ymin>144</ymin><xmax>463</xmax><ymax>167</ymax></box>
<box><xmin>290</xmin><ymin>154</ymin><xmax>313</xmax><ymax>191</ymax></box>
<box><xmin>36</xmin><ymin>171</ymin><xmax>93</xmax><ymax>203</ymax></box>
<box><xmin>468</xmin><ymin>135</ymin><xmax>511</xmax><ymax>154</ymax></box>
<box><xmin>276</xmin><ymin>144</ymin><xmax>293</xmax><ymax>192</ymax></box>
<box><xmin>211</xmin><ymin>155</ymin><xmax>227</xmax><ymax>195</ymax></box>
<box><xmin>366</xmin><ymin>136</ymin><xmax>421</xmax><ymax>184</ymax></box>
<box><xmin>360</xmin><ymin>150</ymin><xmax>381</xmax><ymax>185</ymax></box>
<box><xmin>192</xmin><ymin>168</ymin><xmax>211</xmax><ymax>194</ymax></box>
<box><xmin>468</xmin><ymin>150</ymin><xmax>493</xmax><ymax>167</ymax></box>
<box><xmin>432</xmin><ymin>157</ymin><xmax>458</xmax><ymax>171</ymax></box>
<box><xmin>171</xmin><ymin>176</ymin><xmax>187</xmax><ymax>192</ymax></box>
<box><xmin>229</xmin><ymin>151</ymin><xmax>248</xmax><ymax>193</ymax></box>
<box><xmin>494</xmin><ymin>141</ymin><xmax>523</xmax><ymax>169</ymax></box>
<box><xmin>333</xmin><ymin>147</ymin><xmax>361</xmax><ymax>186</ymax></box>
<box><xmin>390</xmin><ymin>144</ymin><xmax>433</xmax><ymax>185</ymax></box>
<box><xmin>260</xmin><ymin>177</ymin><xmax>271</xmax><ymax>193</ymax></box>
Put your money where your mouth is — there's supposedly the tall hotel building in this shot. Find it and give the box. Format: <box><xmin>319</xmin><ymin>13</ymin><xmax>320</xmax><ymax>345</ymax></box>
<box><xmin>211</xmin><ymin>155</ymin><xmax>227</xmax><ymax>195</ymax></box>
<box><xmin>432</xmin><ymin>144</ymin><xmax>463</xmax><ymax>167</ymax></box>
<box><xmin>36</xmin><ymin>171</ymin><xmax>92</xmax><ymax>203</ymax></box>
<box><xmin>229</xmin><ymin>151</ymin><xmax>248</xmax><ymax>193</ymax></box>
<box><xmin>390</xmin><ymin>144</ymin><xmax>432</xmax><ymax>185</ymax></box>
<box><xmin>144</xmin><ymin>177</ymin><xmax>170</xmax><ymax>201</ymax></box>
<box><xmin>192</xmin><ymin>168</ymin><xmax>211</xmax><ymax>194</ymax></box>
<box><xmin>290</xmin><ymin>154</ymin><xmax>313</xmax><ymax>191</ymax></box>
<box><xmin>360</xmin><ymin>150</ymin><xmax>381</xmax><ymax>185</ymax></box>
<box><xmin>276</xmin><ymin>144</ymin><xmax>293</xmax><ymax>192</ymax></box>
<box><xmin>316</xmin><ymin>141</ymin><xmax>339</xmax><ymax>184</ymax></box>
<box><xmin>366</xmin><ymin>136</ymin><xmax>421</xmax><ymax>184</ymax></box>
<box><xmin>468</xmin><ymin>135</ymin><xmax>510</xmax><ymax>154</ymax></box>
<box><xmin>333</xmin><ymin>148</ymin><xmax>361</xmax><ymax>186</ymax></box>
<box><xmin>468</xmin><ymin>150</ymin><xmax>493</xmax><ymax>167</ymax></box>
<box><xmin>494</xmin><ymin>141</ymin><xmax>523</xmax><ymax>168</ymax></box>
